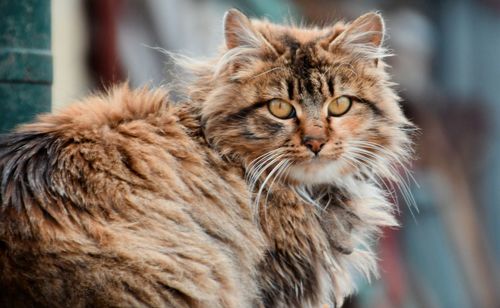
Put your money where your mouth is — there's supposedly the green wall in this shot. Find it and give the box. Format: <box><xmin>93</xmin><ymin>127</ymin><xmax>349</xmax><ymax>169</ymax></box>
<box><xmin>0</xmin><ymin>0</ymin><xmax>52</xmax><ymax>133</ymax></box>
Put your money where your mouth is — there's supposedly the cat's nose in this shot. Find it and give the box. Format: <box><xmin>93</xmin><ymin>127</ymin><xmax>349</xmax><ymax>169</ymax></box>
<box><xmin>303</xmin><ymin>137</ymin><xmax>325</xmax><ymax>155</ymax></box>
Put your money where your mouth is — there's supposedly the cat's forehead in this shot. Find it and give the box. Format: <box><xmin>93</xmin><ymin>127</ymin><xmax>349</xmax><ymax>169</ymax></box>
<box><xmin>251</xmin><ymin>22</ymin><xmax>351</xmax><ymax>75</ymax></box>
<box><xmin>280</xmin><ymin>37</ymin><xmax>331</xmax><ymax>78</ymax></box>
<box><xmin>252</xmin><ymin>19</ymin><xmax>343</xmax><ymax>45</ymax></box>
<box><xmin>235</xmin><ymin>20</ymin><xmax>379</xmax><ymax>100</ymax></box>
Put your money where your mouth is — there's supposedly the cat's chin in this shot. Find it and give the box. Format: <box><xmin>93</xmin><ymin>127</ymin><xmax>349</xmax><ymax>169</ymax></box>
<box><xmin>288</xmin><ymin>159</ymin><xmax>351</xmax><ymax>185</ymax></box>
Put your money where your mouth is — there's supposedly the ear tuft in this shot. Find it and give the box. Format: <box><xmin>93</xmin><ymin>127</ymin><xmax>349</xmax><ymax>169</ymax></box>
<box><xmin>330</xmin><ymin>12</ymin><xmax>385</xmax><ymax>49</ymax></box>
<box><xmin>223</xmin><ymin>9</ymin><xmax>257</xmax><ymax>49</ymax></box>
<box><xmin>351</xmin><ymin>12</ymin><xmax>385</xmax><ymax>47</ymax></box>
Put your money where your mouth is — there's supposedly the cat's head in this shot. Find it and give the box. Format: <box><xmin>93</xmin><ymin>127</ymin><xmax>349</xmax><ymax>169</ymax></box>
<box><xmin>188</xmin><ymin>9</ymin><xmax>413</xmax><ymax>186</ymax></box>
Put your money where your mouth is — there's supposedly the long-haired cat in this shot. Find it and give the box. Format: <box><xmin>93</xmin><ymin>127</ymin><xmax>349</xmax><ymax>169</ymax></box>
<box><xmin>0</xmin><ymin>9</ymin><xmax>413</xmax><ymax>307</ymax></box>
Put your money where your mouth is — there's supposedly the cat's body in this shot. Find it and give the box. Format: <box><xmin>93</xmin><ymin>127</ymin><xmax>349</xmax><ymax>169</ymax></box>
<box><xmin>0</xmin><ymin>88</ymin><xmax>264</xmax><ymax>307</ymax></box>
<box><xmin>0</xmin><ymin>10</ymin><xmax>413</xmax><ymax>308</ymax></box>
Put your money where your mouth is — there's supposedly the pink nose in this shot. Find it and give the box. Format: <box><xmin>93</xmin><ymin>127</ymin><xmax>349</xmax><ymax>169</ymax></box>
<box><xmin>303</xmin><ymin>137</ymin><xmax>325</xmax><ymax>155</ymax></box>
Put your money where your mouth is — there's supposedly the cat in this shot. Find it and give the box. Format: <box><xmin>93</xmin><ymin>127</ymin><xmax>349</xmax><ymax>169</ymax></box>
<box><xmin>0</xmin><ymin>9</ymin><xmax>414</xmax><ymax>308</ymax></box>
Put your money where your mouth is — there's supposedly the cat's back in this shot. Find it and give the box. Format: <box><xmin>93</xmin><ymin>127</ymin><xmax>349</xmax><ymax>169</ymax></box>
<box><xmin>0</xmin><ymin>85</ymin><xmax>262</xmax><ymax>307</ymax></box>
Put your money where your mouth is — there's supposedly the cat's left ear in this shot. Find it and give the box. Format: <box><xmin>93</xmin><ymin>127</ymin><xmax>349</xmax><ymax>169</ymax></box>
<box><xmin>329</xmin><ymin>12</ymin><xmax>386</xmax><ymax>65</ymax></box>
<box><xmin>223</xmin><ymin>9</ymin><xmax>261</xmax><ymax>49</ymax></box>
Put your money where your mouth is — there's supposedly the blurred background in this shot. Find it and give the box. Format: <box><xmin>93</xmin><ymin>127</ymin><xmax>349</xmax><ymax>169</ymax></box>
<box><xmin>1</xmin><ymin>0</ymin><xmax>499</xmax><ymax>307</ymax></box>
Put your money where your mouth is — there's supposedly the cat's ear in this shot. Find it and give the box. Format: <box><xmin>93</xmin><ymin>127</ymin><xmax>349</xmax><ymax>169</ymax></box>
<box><xmin>223</xmin><ymin>9</ymin><xmax>262</xmax><ymax>49</ymax></box>
<box><xmin>329</xmin><ymin>12</ymin><xmax>386</xmax><ymax>63</ymax></box>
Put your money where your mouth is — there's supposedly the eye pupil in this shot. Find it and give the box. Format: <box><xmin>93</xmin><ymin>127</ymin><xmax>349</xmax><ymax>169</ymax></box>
<box><xmin>328</xmin><ymin>96</ymin><xmax>352</xmax><ymax>117</ymax></box>
<box><xmin>268</xmin><ymin>99</ymin><xmax>295</xmax><ymax>119</ymax></box>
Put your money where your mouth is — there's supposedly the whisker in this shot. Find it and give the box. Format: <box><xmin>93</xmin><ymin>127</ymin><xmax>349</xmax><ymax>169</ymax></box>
<box><xmin>294</xmin><ymin>186</ymin><xmax>326</xmax><ymax>212</ymax></box>
<box><xmin>246</xmin><ymin>150</ymin><xmax>284</xmax><ymax>192</ymax></box>
<box><xmin>342</xmin><ymin>154</ymin><xmax>400</xmax><ymax>213</ymax></box>
<box><xmin>254</xmin><ymin>158</ymin><xmax>288</xmax><ymax>219</ymax></box>
<box><xmin>246</xmin><ymin>149</ymin><xmax>283</xmax><ymax>179</ymax></box>
<box><xmin>347</xmin><ymin>144</ymin><xmax>418</xmax><ymax>219</ymax></box>
<box><xmin>350</xmin><ymin>143</ymin><xmax>418</xmax><ymax>212</ymax></box>
<box><xmin>349</xmin><ymin>140</ymin><xmax>419</xmax><ymax>188</ymax></box>
<box><xmin>262</xmin><ymin>159</ymin><xmax>291</xmax><ymax>222</ymax></box>
<box><xmin>249</xmin><ymin>66</ymin><xmax>286</xmax><ymax>80</ymax></box>
<box><xmin>249</xmin><ymin>155</ymin><xmax>282</xmax><ymax>193</ymax></box>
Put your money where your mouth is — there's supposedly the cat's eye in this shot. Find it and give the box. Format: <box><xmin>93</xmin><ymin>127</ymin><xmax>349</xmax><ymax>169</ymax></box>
<box><xmin>328</xmin><ymin>96</ymin><xmax>352</xmax><ymax>117</ymax></box>
<box><xmin>268</xmin><ymin>99</ymin><xmax>295</xmax><ymax>119</ymax></box>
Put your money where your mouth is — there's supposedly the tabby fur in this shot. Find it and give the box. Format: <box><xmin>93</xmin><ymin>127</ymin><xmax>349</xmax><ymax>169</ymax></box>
<box><xmin>0</xmin><ymin>10</ymin><xmax>413</xmax><ymax>307</ymax></box>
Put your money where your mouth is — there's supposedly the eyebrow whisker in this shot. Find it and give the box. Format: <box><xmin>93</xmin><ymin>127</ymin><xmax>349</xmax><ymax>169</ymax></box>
<box><xmin>249</xmin><ymin>66</ymin><xmax>286</xmax><ymax>80</ymax></box>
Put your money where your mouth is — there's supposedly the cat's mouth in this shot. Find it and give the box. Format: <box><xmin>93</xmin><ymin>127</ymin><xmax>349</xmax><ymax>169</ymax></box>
<box><xmin>300</xmin><ymin>151</ymin><xmax>343</xmax><ymax>166</ymax></box>
<box><xmin>288</xmin><ymin>157</ymin><xmax>351</xmax><ymax>185</ymax></box>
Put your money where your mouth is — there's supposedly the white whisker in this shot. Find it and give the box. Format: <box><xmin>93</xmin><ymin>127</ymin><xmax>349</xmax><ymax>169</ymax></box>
<box><xmin>254</xmin><ymin>158</ymin><xmax>288</xmax><ymax>220</ymax></box>
<box><xmin>346</xmin><ymin>140</ymin><xmax>418</xmax><ymax>217</ymax></box>
<box><xmin>262</xmin><ymin>159</ymin><xmax>291</xmax><ymax>222</ymax></box>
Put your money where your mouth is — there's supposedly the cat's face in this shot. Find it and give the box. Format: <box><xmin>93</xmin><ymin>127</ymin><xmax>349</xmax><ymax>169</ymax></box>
<box><xmin>198</xmin><ymin>10</ymin><xmax>413</xmax><ymax>186</ymax></box>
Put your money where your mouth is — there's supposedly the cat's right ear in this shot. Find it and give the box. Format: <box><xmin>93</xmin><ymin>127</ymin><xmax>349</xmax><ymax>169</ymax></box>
<box><xmin>328</xmin><ymin>12</ymin><xmax>387</xmax><ymax>65</ymax></box>
<box><xmin>224</xmin><ymin>9</ymin><xmax>260</xmax><ymax>49</ymax></box>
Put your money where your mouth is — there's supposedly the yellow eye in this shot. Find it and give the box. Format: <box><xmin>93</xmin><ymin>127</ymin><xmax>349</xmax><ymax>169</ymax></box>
<box><xmin>328</xmin><ymin>96</ymin><xmax>352</xmax><ymax>117</ymax></box>
<box><xmin>268</xmin><ymin>99</ymin><xmax>295</xmax><ymax>119</ymax></box>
